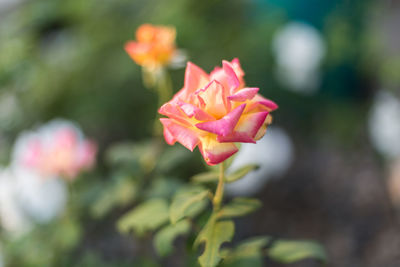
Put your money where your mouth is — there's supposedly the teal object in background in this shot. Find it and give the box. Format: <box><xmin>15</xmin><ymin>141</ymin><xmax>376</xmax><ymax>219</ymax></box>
<box><xmin>255</xmin><ymin>0</ymin><xmax>338</xmax><ymax>28</ymax></box>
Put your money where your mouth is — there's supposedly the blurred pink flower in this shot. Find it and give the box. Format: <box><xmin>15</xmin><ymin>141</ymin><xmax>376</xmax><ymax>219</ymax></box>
<box><xmin>159</xmin><ymin>59</ymin><xmax>278</xmax><ymax>165</ymax></box>
<box><xmin>13</xmin><ymin>120</ymin><xmax>97</xmax><ymax>180</ymax></box>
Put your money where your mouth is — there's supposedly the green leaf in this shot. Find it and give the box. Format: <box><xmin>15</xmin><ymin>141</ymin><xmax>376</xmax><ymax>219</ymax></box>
<box><xmin>268</xmin><ymin>239</ymin><xmax>327</xmax><ymax>264</ymax></box>
<box><xmin>156</xmin><ymin>145</ymin><xmax>191</xmax><ymax>173</ymax></box>
<box><xmin>117</xmin><ymin>198</ymin><xmax>169</xmax><ymax>236</ymax></box>
<box><xmin>170</xmin><ymin>186</ymin><xmax>209</xmax><ymax>224</ymax></box>
<box><xmin>106</xmin><ymin>141</ymin><xmax>161</xmax><ymax>173</ymax></box>
<box><xmin>191</xmin><ymin>172</ymin><xmax>219</xmax><ymax>184</ymax></box>
<box><xmin>222</xmin><ymin>236</ymin><xmax>271</xmax><ymax>267</ymax></box>
<box><xmin>145</xmin><ymin>177</ymin><xmax>183</xmax><ymax>199</ymax></box>
<box><xmin>105</xmin><ymin>142</ymin><xmax>142</xmax><ymax>167</ymax></box>
<box><xmin>194</xmin><ymin>216</ymin><xmax>235</xmax><ymax>267</ymax></box>
<box><xmin>154</xmin><ymin>219</ymin><xmax>191</xmax><ymax>256</ymax></box>
<box><xmin>233</xmin><ymin>236</ymin><xmax>270</xmax><ymax>256</ymax></box>
<box><xmin>91</xmin><ymin>176</ymin><xmax>137</xmax><ymax>218</ymax></box>
<box><xmin>193</xmin><ymin>164</ymin><xmax>259</xmax><ymax>184</ymax></box>
<box><xmin>53</xmin><ymin>217</ymin><xmax>82</xmax><ymax>250</ymax></box>
<box><xmin>217</xmin><ymin>198</ymin><xmax>262</xmax><ymax>219</ymax></box>
<box><xmin>225</xmin><ymin>164</ymin><xmax>259</xmax><ymax>183</ymax></box>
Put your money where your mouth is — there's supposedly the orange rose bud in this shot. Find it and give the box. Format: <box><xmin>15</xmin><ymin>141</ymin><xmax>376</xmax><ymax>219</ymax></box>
<box><xmin>125</xmin><ymin>24</ymin><xmax>177</xmax><ymax>69</ymax></box>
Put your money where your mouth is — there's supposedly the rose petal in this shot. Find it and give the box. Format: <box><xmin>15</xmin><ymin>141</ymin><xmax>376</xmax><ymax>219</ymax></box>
<box><xmin>163</xmin><ymin>125</ymin><xmax>176</xmax><ymax>145</ymax></box>
<box><xmin>159</xmin><ymin>103</ymin><xmax>192</xmax><ymax>127</ymax></box>
<box><xmin>253</xmin><ymin>94</ymin><xmax>278</xmax><ymax>111</ymax></box>
<box><xmin>178</xmin><ymin>102</ymin><xmax>215</xmax><ymax>121</ymax></box>
<box><xmin>195</xmin><ymin>80</ymin><xmax>229</xmax><ymax>118</ymax></box>
<box><xmin>198</xmin><ymin>135</ymin><xmax>238</xmax><ymax>165</ymax></box>
<box><xmin>160</xmin><ymin>118</ymin><xmax>200</xmax><ymax>151</ymax></box>
<box><xmin>209</xmin><ymin>61</ymin><xmax>241</xmax><ymax>95</ymax></box>
<box><xmin>217</xmin><ymin>132</ymin><xmax>255</xmax><ymax>143</ymax></box>
<box><xmin>195</xmin><ymin>104</ymin><xmax>246</xmax><ymax>136</ymax></box>
<box><xmin>228</xmin><ymin>87</ymin><xmax>259</xmax><ymax>102</ymax></box>
<box><xmin>217</xmin><ymin>111</ymin><xmax>269</xmax><ymax>143</ymax></box>
<box><xmin>183</xmin><ymin>62</ymin><xmax>209</xmax><ymax>95</ymax></box>
<box><xmin>222</xmin><ymin>60</ymin><xmax>241</xmax><ymax>93</ymax></box>
<box><xmin>254</xmin><ymin>114</ymin><xmax>273</xmax><ymax>140</ymax></box>
<box><xmin>136</xmin><ymin>24</ymin><xmax>157</xmax><ymax>43</ymax></box>
<box><xmin>246</xmin><ymin>95</ymin><xmax>278</xmax><ymax>113</ymax></box>
<box><xmin>124</xmin><ymin>42</ymin><xmax>152</xmax><ymax>65</ymax></box>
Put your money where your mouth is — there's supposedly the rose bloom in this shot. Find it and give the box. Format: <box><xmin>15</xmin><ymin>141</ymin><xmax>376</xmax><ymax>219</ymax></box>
<box><xmin>159</xmin><ymin>59</ymin><xmax>278</xmax><ymax>165</ymax></box>
<box><xmin>125</xmin><ymin>24</ymin><xmax>177</xmax><ymax>69</ymax></box>
<box><xmin>13</xmin><ymin>120</ymin><xmax>97</xmax><ymax>180</ymax></box>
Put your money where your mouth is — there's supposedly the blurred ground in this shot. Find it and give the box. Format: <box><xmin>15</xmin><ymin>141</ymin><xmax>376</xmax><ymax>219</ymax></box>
<box><xmin>254</xmin><ymin>139</ymin><xmax>400</xmax><ymax>267</ymax></box>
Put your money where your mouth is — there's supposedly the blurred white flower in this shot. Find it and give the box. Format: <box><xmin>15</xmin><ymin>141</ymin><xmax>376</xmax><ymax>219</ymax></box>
<box><xmin>226</xmin><ymin>127</ymin><xmax>294</xmax><ymax>196</ymax></box>
<box><xmin>12</xmin><ymin>167</ymin><xmax>67</xmax><ymax>223</ymax></box>
<box><xmin>0</xmin><ymin>119</ymin><xmax>94</xmax><ymax>235</ymax></box>
<box><xmin>368</xmin><ymin>90</ymin><xmax>400</xmax><ymax>159</ymax></box>
<box><xmin>272</xmin><ymin>22</ymin><xmax>325</xmax><ymax>94</ymax></box>
<box><xmin>0</xmin><ymin>165</ymin><xmax>67</xmax><ymax>232</ymax></box>
<box><xmin>0</xmin><ymin>0</ymin><xmax>22</xmax><ymax>12</ymax></box>
<box><xmin>0</xmin><ymin>167</ymin><xmax>32</xmax><ymax>236</ymax></box>
<box><xmin>12</xmin><ymin>119</ymin><xmax>97</xmax><ymax>180</ymax></box>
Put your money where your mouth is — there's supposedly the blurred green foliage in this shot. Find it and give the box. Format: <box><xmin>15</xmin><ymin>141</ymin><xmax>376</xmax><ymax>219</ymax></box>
<box><xmin>0</xmin><ymin>0</ymin><xmax>392</xmax><ymax>265</ymax></box>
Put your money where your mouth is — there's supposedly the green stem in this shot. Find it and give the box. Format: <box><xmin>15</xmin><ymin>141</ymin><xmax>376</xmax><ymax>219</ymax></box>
<box><xmin>152</xmin><ymin>68</ymin><xmax>172</xmax><ymax>136</ymax></box>
<box><xmin>213</xmin><ymin>162</ymin><xmax>225</xmax><ymax>211</ymax></box>
<box><xmin>156</xmin><ymin>68</ymin><xmax>172</xmax><ymax>107</ymax></box>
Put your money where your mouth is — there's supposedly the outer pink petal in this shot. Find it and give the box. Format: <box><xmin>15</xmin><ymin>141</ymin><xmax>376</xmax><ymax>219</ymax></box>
<box><xmin>195</xmin><ymin>104</ymin><xmax>246</xmax><ymax>136</ymax></box>
<box><xmin>159</xmin><ymin>103</ymin><xmax>192</xmax><ymax>127</ymax></box>
<box><xmin>217</xmin><ymin>132</ymin><xmax>255</xmax><ymax>143</ymax></box>
<box><xmin>222</xmin><ymin>60</ymin><xmax>240</xmax><ymax>93</ymax></box>
<box><xmin>231</xmin><ymin>58</ymin><xmax>244</xmax><ymax>77</ymax></box>
<box><xmin>254</xmin><ymin>114</ymin><xmax>273</xmax><ymax>140</ymax></box>
<box><xmin>183</xmin><ymin>62</ymin><xmax>209</xmax><ymax>96</ymax></box>
<box><xmin>217</xmin><ymin>111</ymin><xmax>269</xmax><ymax>143</ymax></box>
<box><xmin>198</xmin><ymin>136</ymin><xmax>238</xmax><ymax>165</ymax></box>
<box><xmin>209</xmin><ymin>61</ymin><xmax>240</xmax><ymax>95</ymax></box>
<box><xmin>163</xmin><ymin>125</ymin><xmax>176</xmax><ymax>145</ymax></box>
<box><xmin>228</xmin><ymin>87</ymin><xmax>259</xmax><ymax>102</ymax></box>
<box><xmin>160</xmin><ymin>118</ymin><xmax>200</xmax><ymax>151</ymax></box>
<box><xmin>253</xmin><ymin>94</ymin><xmax>278</xmax><ymax>111</ymax></box>
<box><xmin>246</xmin><ymin>95</ymin><xmax>278</xmax><ymax>113</ymax></box>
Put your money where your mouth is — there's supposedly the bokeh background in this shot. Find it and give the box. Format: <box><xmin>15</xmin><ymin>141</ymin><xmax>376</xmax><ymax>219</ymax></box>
<box><xmin>0</xmin><ymin>0</ymin><xmax>400</xmax><ymax>266</ymax></box>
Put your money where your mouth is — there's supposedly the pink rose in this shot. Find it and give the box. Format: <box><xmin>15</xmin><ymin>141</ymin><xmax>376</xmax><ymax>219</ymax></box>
<box><xmin>13</xmin><ymin>120</ymin><xmax>97</xmax><ymax>180</ymax></box>
<box><xmin>159</xmin><ymin>59</ymin><xmax>278</xmax><ymax>165</ymax></box>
